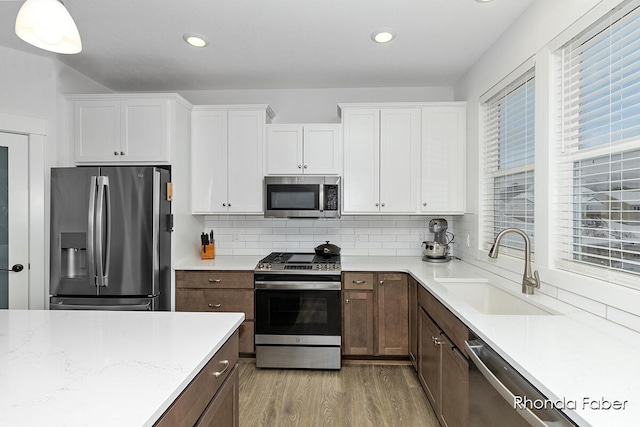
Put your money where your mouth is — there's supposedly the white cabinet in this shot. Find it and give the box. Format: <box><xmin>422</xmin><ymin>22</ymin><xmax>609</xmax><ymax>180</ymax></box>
<box><xmin>70</xmin><ymin>95</ymin><xmax>179</xmax><ymax>163</ymax></box>
<box><xmin>191</xmin><ymin>105</ymin><xmax>274</xmax><ymax>214</ymax></box>
<box><xmin>265</xmin><ymin>124</ymin><xmax>341</xmax><ymax>175</ymax></box>
<box><xmin>421</xmin><ymin>104</ymin><xmax>466</xmax><ymax>214</ymax></box>
<box><xmin>341</xmin><ymin>106</ymin><xmax>420</xmax><ymax>214</ymax></box>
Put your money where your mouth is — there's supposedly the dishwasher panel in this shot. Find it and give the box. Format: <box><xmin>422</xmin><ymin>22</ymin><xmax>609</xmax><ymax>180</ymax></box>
<box><xmin>466</xmin><ymin>336</ymin><xmax>577</xmax><ymax>427</ymax></box>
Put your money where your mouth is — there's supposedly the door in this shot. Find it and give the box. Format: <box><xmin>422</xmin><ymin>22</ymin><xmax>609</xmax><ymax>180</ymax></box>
<box><xmin>342</xmin><ymin>109</ymin><xmax>380</xmax><ymax>212</ymax></box>
<box><xmin>74</xmin><ymin>100</ymin><xmax>121</xmax><ymax>162</ymax></box>
<box><xmin>266</xmin><ymin>124</ymin><xmax>303</xmax><ymax>175</ymax></box>
<box><xmin>377</xmin><ymin>273</ymin><xmax>409</xmax><ymax>355</ymax></box>
<box><xmin>0</xmin><ymin>132</ymin><xmax>29</xmax><ymax>309</ymax></box>
<box><xmin>342</xmin><ymin>290</ymin><xmax>374</xmax><ymax>355</ymax></box>
<box><xmin>227</xmin><ymin>110</ymin><xmax>264</xmax><ymax>213</ymax></box>
<box><xmin>380</xmin><ymin>108</ymin><xmax>421</xmax><ymax>213</ymax></box>
<box><xmin>100</xmin><ymin>167</ymin><xmax>159</xmax><ymax>297</ymax></box>
<box><xmin>121</xmin><ymin>99</ymin><xmax>170</xmax><ymax>162</ymax></box>
<box><xmin>303</xmin><ymin>124</ymin><xmax>341</xmax><ymax>174</ymax></box>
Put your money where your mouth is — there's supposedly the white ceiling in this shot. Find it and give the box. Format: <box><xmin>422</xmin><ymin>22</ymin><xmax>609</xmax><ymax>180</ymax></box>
<box><xmin>0</xmin><ymin>0</ymin><xmax>535</xmax><ymax>91</ymax></box>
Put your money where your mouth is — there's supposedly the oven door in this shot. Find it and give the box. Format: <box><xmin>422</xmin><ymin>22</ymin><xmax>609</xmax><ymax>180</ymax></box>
<box><xmin>255</xmin><ymin>288</ymin><xmax>341</xmax><ymax>339</ymax></box>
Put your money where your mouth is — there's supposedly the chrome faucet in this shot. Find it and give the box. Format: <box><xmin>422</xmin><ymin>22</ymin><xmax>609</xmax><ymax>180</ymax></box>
<box><xmin>488</xmin><ymin>228</ymin><xmax>540</xmax><ymax>295</ymax></box>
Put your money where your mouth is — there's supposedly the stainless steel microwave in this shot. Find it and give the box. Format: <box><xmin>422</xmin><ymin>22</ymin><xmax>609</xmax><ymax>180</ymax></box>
<box><xmin>264</xmin><ymin>176</ymin><xmax>341</xmax><ymax>218</ymax></box>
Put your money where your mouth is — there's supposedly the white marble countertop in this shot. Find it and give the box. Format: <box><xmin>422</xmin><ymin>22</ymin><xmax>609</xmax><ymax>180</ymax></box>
<box><xmin>0</xmin><ymin>310</ymin><xmax>244</xmax><ymax>427</ymax></box>
<box><xmin>175</xmin><ymin>254</ymin><xmax>640</xmax><ymax>426</ymax></box>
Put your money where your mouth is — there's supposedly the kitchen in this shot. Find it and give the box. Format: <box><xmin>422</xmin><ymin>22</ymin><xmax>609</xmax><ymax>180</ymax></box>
<box><xmin>1</xmin><ymin>0</ymin><xmax>640</xmax><ymax>426</ymax></box>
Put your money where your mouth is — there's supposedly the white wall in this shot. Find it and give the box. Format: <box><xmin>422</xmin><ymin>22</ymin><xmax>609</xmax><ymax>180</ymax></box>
<box><xmin>454</xmin><ymin>0</ymin><xmax>640</xmax><ymax>332</ymax></box>
<box><xmin>178</xmin><ymin>86</ymin><xmax>454</xmax><ymax>123</ymax></box>
<box><xmin>0</xmin><ymin>45</ymin><xmax>110</xmax><ymax>308</ymax></box>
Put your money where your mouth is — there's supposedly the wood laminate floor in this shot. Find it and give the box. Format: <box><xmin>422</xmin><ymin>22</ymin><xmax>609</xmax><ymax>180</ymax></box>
<box><xmin>238</xmin><ymin>360</ymin><xmax>439</xmax><ymax>427</ymax></box>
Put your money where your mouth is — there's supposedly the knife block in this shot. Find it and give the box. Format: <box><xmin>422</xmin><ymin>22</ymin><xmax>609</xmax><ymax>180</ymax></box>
<box><xmin>200</xmin><ymin>243</ymin><xmax>215</xmax><ymax>259</ymax></box>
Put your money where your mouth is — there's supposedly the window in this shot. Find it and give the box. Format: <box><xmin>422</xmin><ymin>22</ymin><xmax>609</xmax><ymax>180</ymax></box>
<box><xmin>482</xmin><ymin>68</ymin><xmax>535</xmax><ymax>254</ymax></box>
<box><xmin>557</xmin><ymin>0</ymin><xmax>640</xmax><ymax>280</ymax></box>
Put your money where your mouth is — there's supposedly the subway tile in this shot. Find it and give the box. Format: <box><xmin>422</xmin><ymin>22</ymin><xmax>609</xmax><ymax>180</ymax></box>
<box><xmin>369</xmin><ymin>220</ymin><xmax>395</xmax><ymax>227</ymax></box>
<box><xmin>397</xmin><ymin>249</ymin><xmax>422</xmax><ymax>256</ymax></box>
<box><xmin>288</xmin><ymin>234</ymin><xmax>315</xmax><ymax>241</ymax></box>
<box><xmin>557</xmin><ymin>289</ymin><xmax>607</xmax><ymax>317</ymax></box>
<box><xmin>215</xmin><ymin>248</ymin><xmax>233</xmax><ymax>256</ymax></box>
<box><xmin>356</xmin><ymin>241</ymin><xmax>381</xmax><ymax>249</ymax></box>
<box><xmin>369</xmin><ymin>235</ymin><xmax>397</xmax><ymax>242</ymax></box>
<box><xmin>383</xmin><ymin>228</ymin><xmax>411</xmax><ymax>235</ymax></box>
<box><xmin>396</xmin><ymin>234</ymin><xmax>420</xmax><ymax>242</ymax></box>
<box><xmin>271</xmin><ymin>227</ymin><xmax>301</xmax><ymax>235</ymax></box>
<box><xmin>287</xmin><ymin>219</ymin><xmax>314</xmax><ymax>228</ymax></box>
<box><xmin>260</xmin><ymin>235</ymin><xmax>287</xmax><ymax>242</ymax></box>
<box><xmin>325</xmin><ymin>228</ymin><xmax>355</xmax><ymax>235</ymax></box>
<box><xmin>272</xmin><ymin>242</ymin><xmax>301</xmax><ymax>250</ymax></box>
<box><xmin>351</xmin><ymin>220</ymin><xmax>372</xmax><ymax>228</ymax></box>
<box><xmin>218</xmin><ymin>241</ymin><xmax>246</xmax><ymax>249</ymax></box>
<box><xmin>606</xmin><ymin>307</ymin><xmax>640</xmax><ymax>333</ymax></box>
<box><xmin>233</xmin><ymin>248</ymin><xmax>267</xmax><ymax>256</ymax></box>
<box><xmin>383</xmin><ymin>215</ymin><xmax>412</xmax><ymax>221</ymax></box>
<box><xmin>383</xmin><ymin>241</ymin><xmax>411</xmax><ymax>249</ymax></box>
<box><xmin>341</xmin><ymin>248</ymin><xmax>370</xmax><ymax>256</ymax></box>
<box><xmin>245</xmin><ymin>242</ymin><xmax>274</xmax><ymax>249</ymax></box>
<box><xmin>301</xmin><ymin>227</ymin><xmax>325</xmax><ymax>234</ymax></box>
<box><xmin>358</xmin><ymin>228</ymin><xmax>382</xmax><ymax>235</ymax></box>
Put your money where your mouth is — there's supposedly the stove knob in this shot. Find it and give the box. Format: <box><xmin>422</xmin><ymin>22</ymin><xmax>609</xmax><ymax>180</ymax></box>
<box><xmin>267</xmin><ymin>263</ymin><xmax>272</xmax><ymax>269</ymax></box>
<box><xmin>332</xmin><ymin>264</ymin><xmax>338</xmax><ymax>269</ymax></box>
<box><xmin>258</xmin><ymin>264</ymin><xmax>264</xmax><ymax>269</ymax></box>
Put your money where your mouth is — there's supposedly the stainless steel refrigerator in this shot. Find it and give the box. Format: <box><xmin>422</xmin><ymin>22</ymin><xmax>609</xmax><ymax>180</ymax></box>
<box><xmin>50</xmin><ymin>167</ymin><xmax>171</xmax><ymax>311</ymax></box>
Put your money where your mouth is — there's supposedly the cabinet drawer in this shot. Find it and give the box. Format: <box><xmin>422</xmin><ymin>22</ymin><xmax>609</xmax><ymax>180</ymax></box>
<box><xmin>418</xmin><ymin>286</ymin><xmax>468</xmax><ymax>351</ymax></box>
<box><xmin>155</xmin><ymin>332</ymin><xmax>239</xmax><ymax>427</ymax></box>
<box><xmin>176</xmin><ymin>271</ymin><xmax>253</xmax><ymax>289</ymax></box>
<box><xmin>176</xmin><ymin>289</ymin><xmax>254</xmax><ymax>320</ymax></box>
<box><xmin>343</xmin><ymin>272</ymin><xmax>375</xmax><ymax>290</ymax></box>
<box><xmin>196</xmin><ymin>364</ymin><xmax>239</xmax><ymax>427</ymax></box>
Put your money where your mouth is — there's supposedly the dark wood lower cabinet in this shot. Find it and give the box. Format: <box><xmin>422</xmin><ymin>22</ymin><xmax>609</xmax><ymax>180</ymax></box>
<box><xmin>343</xmin><ymin>290</ymin><xmax>375</xmax><ymax>355</ymax></box>
<box><xmin>196</xmin><ymin>365</ymin><xmax>240</xmax><ymax>427</ymax></box>
<box><xmin>417</xmin><ymin>287</ymin><xmax>470</xmax><ymax>427</ymax></box>
<box><xmin>155</xmin><ymin>331</ymin><xmax>239</xmax><ymax>427</ymax></box>
<box><xmin>408</xmin><ymin>276</ymin><xmax>418</xmax><ymax>369</ymax></box>
<box><xmin>377</xmin><ymin>273</ymin><xmax>409</xmax><ymax>355</ymax></box>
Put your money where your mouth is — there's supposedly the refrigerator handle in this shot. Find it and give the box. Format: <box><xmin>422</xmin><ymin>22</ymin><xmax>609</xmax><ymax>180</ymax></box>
<box><xmin>87</xmin><ymin>176</ymin><xmax>98</xmax><ymax>288</ymax></box>
<box><xmin>95</xmin><ymin>176</ymin><xmax>110</xmax><ymax>287</ymax></box>
<box><xmin>104</xmin><ymin>176</ymin><xmax>112</xmax><ymax>285</ymax></box>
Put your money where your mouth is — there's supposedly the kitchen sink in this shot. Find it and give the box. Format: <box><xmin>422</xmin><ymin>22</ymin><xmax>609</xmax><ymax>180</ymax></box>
<box><xmin>436</xmin><ymin>279</ymin><xmax>556</xmax><ymax>315</ymax></box>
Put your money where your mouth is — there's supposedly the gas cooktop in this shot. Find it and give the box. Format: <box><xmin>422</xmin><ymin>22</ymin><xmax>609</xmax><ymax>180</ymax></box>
<box><xmin>255</xmin><ymin>252</ymin><xmax>341</xmax><ymax>272</ymax></box>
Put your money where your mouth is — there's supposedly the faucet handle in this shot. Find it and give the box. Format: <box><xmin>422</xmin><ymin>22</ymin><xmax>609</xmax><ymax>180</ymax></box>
<box><xmin>533</xmin><ymin>270</ymin><xmax>540</xmax><ymax>288</ymax></box>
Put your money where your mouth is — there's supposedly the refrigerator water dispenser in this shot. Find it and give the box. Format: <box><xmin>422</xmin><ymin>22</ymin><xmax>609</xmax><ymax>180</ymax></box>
<box><xmin>60</xmin><ymin>232</ymin><xmax>87</xmax><ymax>278</ymax></box>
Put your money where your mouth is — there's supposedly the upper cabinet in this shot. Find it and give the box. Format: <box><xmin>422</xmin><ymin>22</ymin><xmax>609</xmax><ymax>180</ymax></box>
<box><xmin>340</xmin><ymin>105</ymin><xmax>421</xmax><ymax>214</ymax></box>
<box><xmin>191</xmin><ymin>105</ymin><xmax>274</xmax><ymax>214</ymax></box>
<box><xmin>421</xmin><ymin>104</ymin><xmax>466</xmax><ymax>214</ymax></box>
<box><xmin>340</xmin><ymin>102</ymin><xmax>466</xmax><ymax>215</ymax></box>
<box><xmin>265</xmin><ymin>124</ymin><xmax>341</xmax><ymax>175</ymax></box>
<box><xmin>68</xmin><ymin>94</ymin><xmax>190</xmax><ymax>164</ymax></box>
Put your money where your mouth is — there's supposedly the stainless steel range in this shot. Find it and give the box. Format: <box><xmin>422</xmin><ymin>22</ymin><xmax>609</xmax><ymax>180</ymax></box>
<box><xmin>254</xmin><ymin>252</ymin><xmax>342</xmax><ymax>370</ymax></box>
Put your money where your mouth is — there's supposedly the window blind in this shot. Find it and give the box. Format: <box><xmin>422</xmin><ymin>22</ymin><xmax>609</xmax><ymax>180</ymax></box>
<box><xmin>556</xmin><ymin>0</ymin><xmax>640</xmax><ymax>283</ymax></box>
<box><xmin>482</xmin><ymin>68</ymin><xmax>536</xmax><ymax>254</ymax></box>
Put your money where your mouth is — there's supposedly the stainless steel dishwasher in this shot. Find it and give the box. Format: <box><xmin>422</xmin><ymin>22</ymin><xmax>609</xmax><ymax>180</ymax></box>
<box><xmin>466</xmin><ymin>333</ymin><xmax>577</xmax><ymax>427</ymax></box>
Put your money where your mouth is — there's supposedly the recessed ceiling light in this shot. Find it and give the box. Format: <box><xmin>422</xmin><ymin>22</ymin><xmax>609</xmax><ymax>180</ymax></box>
<box><xmin>183</xmin><ymin>33</ymin><xmax>209</xmax><ymax>48</ymax></box>
<box><xmin>475</xmin><ymin>0</ymin><xmax>494</xmax><ymax>3</ymax></box>
<box><xmin>371</xmin><ymin>29</ymin><xmax>396</xmax><ymax>44</ymax></box>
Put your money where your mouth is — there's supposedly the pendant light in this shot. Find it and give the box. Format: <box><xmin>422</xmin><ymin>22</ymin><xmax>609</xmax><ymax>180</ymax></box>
<box><xmin>15</xmin><ymin>0</ymin><xmax>82</xmax><ymax>54</ymax></box>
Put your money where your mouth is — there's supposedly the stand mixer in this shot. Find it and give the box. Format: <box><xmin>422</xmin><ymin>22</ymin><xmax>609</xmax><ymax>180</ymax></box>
<box><xmin>422</xmin><ymin>218</ymin><xmax>452</xmax><ymax>263</ymax></box>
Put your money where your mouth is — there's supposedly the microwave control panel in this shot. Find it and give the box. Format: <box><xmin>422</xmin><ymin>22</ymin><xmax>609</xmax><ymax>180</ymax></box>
<box><xmin>324</xmin><ymin>185</ymin><xmax>339</xmax><ymax>211</ymax></box>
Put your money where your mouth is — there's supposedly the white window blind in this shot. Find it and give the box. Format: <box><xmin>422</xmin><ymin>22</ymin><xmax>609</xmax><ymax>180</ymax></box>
<box><xmin>556</xmin><ymin>0</ymin><xmax>640</xmax><ymax>284</ymax></box>
<box><xmin>483</xmin><ymin>68</ymin><xmax>535</xmax><ymax>254</ymax></box>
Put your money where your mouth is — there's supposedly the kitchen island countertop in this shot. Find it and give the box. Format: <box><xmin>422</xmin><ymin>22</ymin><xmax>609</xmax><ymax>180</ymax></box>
<box><xmin>0</xmin><ymin>310</ymin><xmax>244</xmax><ymax>427</ymax></box>
<box><xmin>175</xmin><ymin>254</ymin><xmax>640</xmax><ymax>426</ymax></box>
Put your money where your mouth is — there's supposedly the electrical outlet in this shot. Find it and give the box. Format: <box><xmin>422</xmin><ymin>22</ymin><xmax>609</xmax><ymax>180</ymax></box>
<box><xmin>355</xmin><ymin>233</ymin><xmax>362</xmax><ymax>242</ymax></box>
<box><xmin>466</xmin><ymin>234</ymin><xmax>471</xmax><ymax>247</ymax></box>
<box><xmin>233</xmin><ymin>233</ymin><xmax>240</xmax><ymax>241</ymax></box>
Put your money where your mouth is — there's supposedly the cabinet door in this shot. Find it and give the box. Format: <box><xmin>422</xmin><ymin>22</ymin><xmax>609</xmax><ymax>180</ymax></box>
<box><xmin>418</xmin><ymin>307</ymin><xmax>441</xmax><ymax>411</ymax></box>
<box><xmin>265</xmin><ymin>124</ymin><xmax>303</xmax><ymax>175</ymax></box>
<box><xmin>421</xmin><ymin>105</ymin><xmax>466</xmax><ymax>214</ymax></box>
<box><xmin>191</xmin><ymin>110</ymin><xmax>228</xmax><ymax>213</ymax></box>
<box><xmin>120</xmin><ymin>99</ymin><xmax>170</xmax><ymax>162</ymax></box>
<box><xmin>376</xmin><ymin>273</ymin><xmax>408</xmax><ymax>355</ymax></box>
<box><xmin>440</xmin><ymin>338</ymin><xmax>469</xmax><ymax>427</ymax></box>
<box><xmin>196</xmin><ymin>365</ymin><xmax>239</xmax><ymax>427</ymax></box>
<box><xmin>342</xmin><ymin>109</ymin><xmax>380</xmax><ymax>213</ymax></box>
<box><xmin>303</xmin><ymin>124</ymin><xmax>341</xmax><ymax>174</ymax></box>
<box><xmin>74</xmin><ymin>100</ymin><xmax>121</xmax><ymax>162</ymax></box>
<box><xmin>342</xmin><ymin>290</ymin><xmax>374</xmax><ymax>355</ymax></box>
<box><xmin>379</xmin><ymin>108</ymin><xmax>421</xmax><ymax>213</ymax></box>
<box><xmin>408</xmin><ymin>277</ymin><xmax>418</xmax><ymax>369</ymax></box>
<box><xmin>227</xmin><ymin>110</ymin><xmax>265</xmax><ymax>213</ymax></box>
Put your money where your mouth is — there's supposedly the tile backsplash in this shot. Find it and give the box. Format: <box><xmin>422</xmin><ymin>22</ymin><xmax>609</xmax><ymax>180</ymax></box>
<box><xmin>204</xmin><ymin>215</ymin><xmax>456</xmax><ymax>257</ymax></box>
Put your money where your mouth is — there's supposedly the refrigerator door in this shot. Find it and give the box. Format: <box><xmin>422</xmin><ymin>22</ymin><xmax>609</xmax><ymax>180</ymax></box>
<box><xmin>50</xmin><ymin>167</ymin><xmax>100</xmax><ymax>296</ymax></box>
<box><xmin>98</xmin><ymin>167</ymin><xmax>160</xmax><ymax>298</ymax></box>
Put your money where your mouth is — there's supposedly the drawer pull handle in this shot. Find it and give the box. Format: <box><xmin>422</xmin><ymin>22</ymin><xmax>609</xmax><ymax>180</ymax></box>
<box><xmin>212</xmin><ymin>360</ymin><xmax>230</xmax><ymax>378</ymax></box>
<box><xmin>208</xmin><ymin>279</ymin><xmax>222</xmax><ymax>283</ymax></box>
<box><xmin>352</xmin><ymin>280</ymin><xmax>365</xmax><ymax>284</ymax></box>
<box><xmin>208</xmin><ymin>303</ymin><xmax>222</xmax><ymax>308</ymax></box>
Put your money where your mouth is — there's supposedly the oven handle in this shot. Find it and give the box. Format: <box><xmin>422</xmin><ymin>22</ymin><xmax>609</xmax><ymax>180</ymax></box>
<box><xmin>255</xmin><ymin>281</ymin><xmax>341</xmax><ymax>290</ymax></box>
